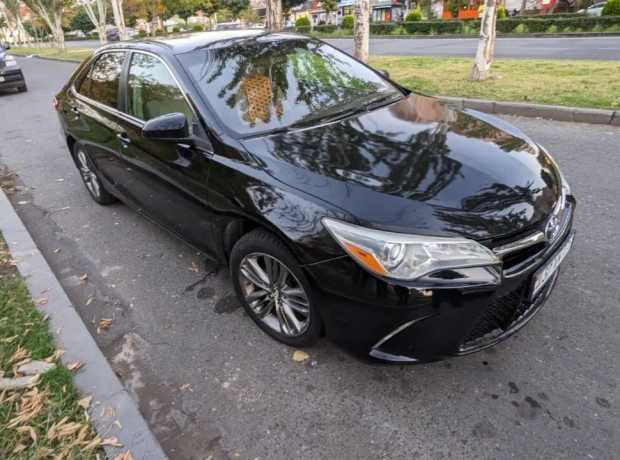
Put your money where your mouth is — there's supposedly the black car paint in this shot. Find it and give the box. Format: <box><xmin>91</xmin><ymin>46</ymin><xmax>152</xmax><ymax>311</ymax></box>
<box><xmin>55</xmin><ymin>32</ymin><xmax>574</xmax><ymax>362</ymax></box>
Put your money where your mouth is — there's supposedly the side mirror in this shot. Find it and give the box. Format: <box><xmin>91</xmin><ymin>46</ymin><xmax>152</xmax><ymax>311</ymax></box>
<box><xmin>142</xmin><ymin>112</ymin><xmax>189</xmax><ymax>140</ymax></box>
<box><xmin>377</xmin><ymin>69</ymin><xmax>390</xmax><ymax>79</ymax></box>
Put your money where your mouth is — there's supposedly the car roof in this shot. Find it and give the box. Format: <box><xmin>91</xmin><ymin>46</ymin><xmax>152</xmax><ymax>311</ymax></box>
<box><xmin>97</xmin><ymin>30</ymin><xmax>309</xmax><ymax>56</ymax></box>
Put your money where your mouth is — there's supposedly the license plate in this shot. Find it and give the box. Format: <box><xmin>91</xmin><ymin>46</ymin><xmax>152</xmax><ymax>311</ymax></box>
<box><xmin>531</xmin><ymin>233</ymin><xmax>574</xmax><ymax>299</ymax></box>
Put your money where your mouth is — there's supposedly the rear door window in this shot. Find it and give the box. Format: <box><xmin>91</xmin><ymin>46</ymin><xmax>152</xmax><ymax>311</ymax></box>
<box><xmin>78</xmin><ymin>52</ymin><xmax>126</xmax><ymax>109</ymax></box>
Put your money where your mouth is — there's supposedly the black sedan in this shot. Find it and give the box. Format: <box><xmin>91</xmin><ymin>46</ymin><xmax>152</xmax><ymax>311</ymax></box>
<box><xmin>0</xmin><ymin>45</ymin><xmax>27</xmax><ymax>93</ymax></box>
<box><xmin>54</xmin><ymin>31</ymin><xmax>575</xmax><ymax>363</ymax></box>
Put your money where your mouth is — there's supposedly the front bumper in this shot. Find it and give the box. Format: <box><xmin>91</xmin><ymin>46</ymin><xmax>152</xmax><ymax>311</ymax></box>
<box><xmin>305</xmin><ymin>199</ymin><xmax>575</xmax><ymax>363</ymax></box>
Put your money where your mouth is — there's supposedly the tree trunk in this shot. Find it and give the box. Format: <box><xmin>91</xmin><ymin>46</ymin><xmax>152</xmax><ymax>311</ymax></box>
<box><xmin>81</xmin><ymin>0</ymin><xmax>108</xmax><ymax>45</ymax></box>
<box><xmin>520</xmin><ymin>0</ymin><xmax>527</xmax><ymax>13</ymax></box>
<box><xmin>110</xmin><ymin>0</ymin><xmax>128</xmax><ymax>41</ymax></box>
<box><xmin>354</xmin><ymin>0</ymin><xmax>370</xmax><ymax>63</ymax></box>
<box><xmin>266</xmin><ymin>0</ymin><xmax>282</xmax><ymax>31</ymax></box>
<box><xmin>470</xmin><ymin>0</ymin><xmax>497</xmax><ymax>81</ymax></box>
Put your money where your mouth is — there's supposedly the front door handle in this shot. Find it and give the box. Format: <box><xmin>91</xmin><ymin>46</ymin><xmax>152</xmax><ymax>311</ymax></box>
<box><xmin>117</xmin><ymin>132</ymin><xmax>130</xmax><ymax>148</ymax></box>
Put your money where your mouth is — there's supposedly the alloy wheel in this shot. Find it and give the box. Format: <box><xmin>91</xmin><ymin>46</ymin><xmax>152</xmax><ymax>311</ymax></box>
<box><xmin>238</xmin><ymin>253</ymin><xmax>311</xmax><ymax>337</ymax></box>
<box><xmin>77</xmin><ymin>150</ymin><xmax>100</xmax><ymax>198</ymax></box>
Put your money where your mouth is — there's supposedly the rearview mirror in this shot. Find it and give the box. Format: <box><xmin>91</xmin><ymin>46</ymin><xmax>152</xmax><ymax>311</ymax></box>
<box><xmin>142</xmin><ymin>112</ymin><xmax>189</xmax><ymax>140</ymax></box>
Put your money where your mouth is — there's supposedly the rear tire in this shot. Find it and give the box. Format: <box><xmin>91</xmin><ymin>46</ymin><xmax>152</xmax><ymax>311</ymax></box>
<box><xmin>230</xmin><ymin>229</ymin><xmax>321</xmax><ymax>348</ymax></box>
<box><xmin>72</xmin><ymin>145</ymin><xmax>116</xmax><ymax>205</ymax></box>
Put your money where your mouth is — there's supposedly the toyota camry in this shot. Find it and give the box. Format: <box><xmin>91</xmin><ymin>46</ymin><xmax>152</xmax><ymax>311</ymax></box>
<box><xmin>55</xmin><ymin>31</ymin><xmax>575</xmax><ymax>362</ymax></box>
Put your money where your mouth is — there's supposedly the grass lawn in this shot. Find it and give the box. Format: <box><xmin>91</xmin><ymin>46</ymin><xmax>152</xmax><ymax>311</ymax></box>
<box><xmin>10</xmin><ymin>46</ymin><xmax>620</xmax><ymax>109</ymax></box>
<box><xmin>0</xmin><ymin>236</ymin><xmax>103</xmax><ymax>458</ymax></box>
<box><xmin>370</xmin><ymin>56</ymin><xmax>620</xmax><ymax>110</ymax></box>
<box><xmin>9</xmin><ymin>46</ymin><xmax>93</xmax><ymax>62</ymax></box>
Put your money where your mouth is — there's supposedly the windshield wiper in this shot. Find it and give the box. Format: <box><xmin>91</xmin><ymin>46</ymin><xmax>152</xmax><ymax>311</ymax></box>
<box><xmin>293</xmin><ymin>92</ymin><xmax>402</xmax><ymax>129</ymax></box>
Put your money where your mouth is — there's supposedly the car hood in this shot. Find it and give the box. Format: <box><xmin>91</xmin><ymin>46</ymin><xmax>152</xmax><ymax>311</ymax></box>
<box><xmin>241</xmin><ymin>94</ymin><xmax>561</xmax><ymax>241</ymax></box>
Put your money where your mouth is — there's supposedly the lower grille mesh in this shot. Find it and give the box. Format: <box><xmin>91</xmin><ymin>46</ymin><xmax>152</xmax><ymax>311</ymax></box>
<box><xmin>464</xmin><ymin>282</ymin><xmax>530</xmax><ymax>344</ymax></box>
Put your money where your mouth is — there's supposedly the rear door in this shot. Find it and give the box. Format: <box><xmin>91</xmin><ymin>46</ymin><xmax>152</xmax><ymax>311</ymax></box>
<box><xmin>116</xmin><ymin>51</ymin><xmax>218</xmax><ymax>256</ymax></box>
<box><xmin>70</xmin><ymin>51</ymin><xmax>130</xmax><ymax>192</ymax></box>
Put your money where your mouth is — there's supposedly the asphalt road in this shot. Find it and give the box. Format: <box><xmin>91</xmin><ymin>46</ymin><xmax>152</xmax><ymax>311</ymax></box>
<box><xmin>67</xmin><ymin>36</ymin><xmax>620</xmax><ymax>60</ymax></box>
<box><xmin>1</xmin><ymin>57</ymin><xmax>619</xmax><ymax>460</ymax></box>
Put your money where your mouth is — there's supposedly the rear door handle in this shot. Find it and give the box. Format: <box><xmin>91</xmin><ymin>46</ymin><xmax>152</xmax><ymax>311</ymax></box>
<box><xmin>117</xmin><ymin>132</ymin><xmax>131</xmax><ymax>148</ymax></box>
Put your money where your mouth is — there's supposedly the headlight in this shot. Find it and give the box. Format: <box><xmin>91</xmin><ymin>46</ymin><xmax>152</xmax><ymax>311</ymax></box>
<box><xmin>322</xmin><ymin>218</ymin><xmax>500</xmax><ymax>281</ymax></box>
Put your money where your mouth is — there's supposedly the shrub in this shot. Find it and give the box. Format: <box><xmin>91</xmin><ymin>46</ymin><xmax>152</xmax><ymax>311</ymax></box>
<box><xmin>295</xmin><ymin>16</ymin><xmax>311</xmax><ymax>28</ymax></box>
<box><xmin>314</xmin><ymin>24</ymin><xmax>338</xmax><ymax>34</ymax></box>
<box><xmin>405</xmin><ymin>8</ymin><xmax>422</xmax><ymax>22</ymax></box>
<box><xmin>514</xmin><ymin>23</ymin><xmax>529</xmax><ymax>33</ymax></box>
<box><xmin>138</xmin><ymin>29</ymin><xmax>147</xmax><ymax>37</ymax></box>
<box><xmin>192</xmin><ymin>24</ymin><xmax>204</xmax><ymax>32</ymax></box>
<box><xmin>546</xmin><ymin>24</ymin><xmax>558</xmax><ymax>33</ymax></box>
<box><xmin>497</xmin><ymin>6</ymin><xmax>507</xmax><ymax>19</ymax></box>
<box><xmin>341</xmin><ymin>15</ymin><xmax>354</xmax><ymax>29</ymax></box>
<box><xmin>172</xmin><ymin>26</ymin><xmax>181</xmax><ymax>33</ymax></box>
<box><xmin>602</xmin><ymin>0</ymin><xmax>620</xmax><ymax>15</ymax></box>
<box><xmin>370</xmin><ymin>22</ymin><xmax>397</xmax><ymax>34</ymax></box>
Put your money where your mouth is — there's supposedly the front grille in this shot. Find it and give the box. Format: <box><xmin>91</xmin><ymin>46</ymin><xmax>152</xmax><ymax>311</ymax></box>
<box><xmin>463</xmin><ymin>281</ymin><xmax>531</xmax><ymax>345</ymax></box>
<box><xmin>502</xmin><ymin>242</ymin><xmax>546</xmax><ymax>270</ymax></box>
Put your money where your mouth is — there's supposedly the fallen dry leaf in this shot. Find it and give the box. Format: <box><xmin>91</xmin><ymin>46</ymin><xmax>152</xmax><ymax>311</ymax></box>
<box><xmin>16</xmin><ymin>425</ymin><xmax>38</xmax><ymax>443</ymax></box>
<box><xmin>179</xmin><ymin>383</ymin><xmax>193</xmax><ymax>392</ymax></box>
<box><xmin>9</xmin><ymin>346</ymin><xmax>31</xmax><ymax>365</ymax></box>
<box><xmin>78</xmin><ymin>395</ymin><xmax>93</xmax><ymax>410</ymax></box>
<box><xmin>189</xmin><ymin>261</ymin><xmax>200</xmax><ymax>273</ymax></box>
<box><xmin>1</xmin><ymin>335</ymin><xmax>18</xmax><ymax>343</ymax></box>
<box><xmin>292</xmin><ymin>350</ymin><xmax>310</xmax><ymax>363</ymax></box>
<box><xmin>86</xmin><ymin>296</ymin><xmax>94</xmax><ymax>306</ymax></box>
<box><xmin>45</xmin><ymin>349</ymin><xmax>65</xmax><ymax>363</ymax></box>
<box><xmin>79</xmin><ymin>273</ymin><xmax>88</xmax><ymax>282</ymax></box>
<box><xmin>53</xmin><ymin>248</ymin><xmax>61</xmax><ymax>254</ymax></box>
<box><xmin>67</xmin><ymin>362</ymin><xmax>84</xmax><ymax>373</ymax></box>
<box><xmin>102</xmin><ymin>436</ymin><xmax>123</xmax><ymax>447</ymax></box>
<box><xmin>13</xmin><ymin>443</ymin><xmax>27</xmax><ymax>453</ymax></box>
<box><xmin>97</xmin><ymin>318</ymin><xmax>113</xmax><ymax>333</ymax></box>
<box><xmin>113</xmin><ymin>451</ymin><xmax>134</xmax><ymax>460</ymax></box>
<box><xmin>35</xmin><ymin>297</ymin><xmax>48</xmax><ymax>306</ymax></box>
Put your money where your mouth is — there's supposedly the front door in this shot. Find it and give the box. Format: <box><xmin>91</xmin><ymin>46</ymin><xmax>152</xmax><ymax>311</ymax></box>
<box><xmin>116</xmin><ymin>51</ymin><xmax>218</xmax><ymax>257</ymax></box>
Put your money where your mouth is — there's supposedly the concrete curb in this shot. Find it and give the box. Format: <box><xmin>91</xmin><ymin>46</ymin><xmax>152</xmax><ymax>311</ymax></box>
<box><xmin>0</xmin><ymin>188</ymin><xmax>168</xmax><ymax>460</ymax></box>
<box><xmin>438</xmin><ymin>96</ymin><xmax>619</xmax><ymax>126</ymax></box>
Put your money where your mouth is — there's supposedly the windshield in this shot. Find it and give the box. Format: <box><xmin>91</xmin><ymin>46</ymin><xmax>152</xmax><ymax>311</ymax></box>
<box><xmin>178</xmin><ymin>35</ymin><xmax>401</xmax><ymax>136</ymax></box>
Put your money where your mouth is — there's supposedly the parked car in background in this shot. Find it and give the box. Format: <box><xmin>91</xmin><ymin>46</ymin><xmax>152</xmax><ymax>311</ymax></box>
<box><xmin>0</xmin><ymin>44</ymin><xmax>27</xmax><ymax>93</ymax></box>
<box><xmin>579</xmin><ymin>1</ymin><xmax>607</xmax><ymax>15</ymax></box>
<box><xmin>54</xmin><ymin>31</ymin><xmax>575</xmax><ymax>363</ymax></box>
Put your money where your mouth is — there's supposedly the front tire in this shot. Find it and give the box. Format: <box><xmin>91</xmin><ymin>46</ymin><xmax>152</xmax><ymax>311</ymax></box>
<box><xmin>73</xmin><ymin>146</ymin><xmax>116</xmax><ymax>205</ymax></box>
<box><xmin>230</xmin><ymin>229</ymin><xmax>321</xmax><ymax>348</ymax></box>
<box><xmin>18</xmin><ymin>84</ymin><xmax>27</xmax><ymax>92</ymax></box>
